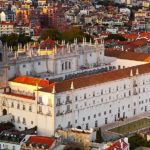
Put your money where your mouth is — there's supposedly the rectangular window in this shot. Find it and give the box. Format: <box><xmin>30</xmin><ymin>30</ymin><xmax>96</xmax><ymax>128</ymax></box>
<box><xmin>38</xmin><ymin>97</ymin><xmax>43</xmax><ymax>104</ymax></box>
<box><xmin>23</xmin><ymin>105</ymin><xmax>25</xmax><ymax>110</ymax></box>
<box><xmin>39</xmin><ymin>106</ymin><xmax>42</xmax><ymax>113</ymax></box>
<box><xmin>95</xmin><ymin>120</ymin><xmax>98</xmax><ymax>127</ymax></box>
<box><xmin>93</xmin><ymin>91</ymin><xmax>95</xmax><ymax>97</ymax></box>
<box><xmin>124</xmin><ymin>84</ymin><xmax>126</xmax><ymax>89</ymax></box>
<box><xmin>86</xmin><ymin>123</ymin><xmax>88</xmax><ymax>130</ymax></box>
<box><xmin>23</xmin><ymin>64</ymin><xmax>26</xmax><ymax>68</ymax></box>
<box><xmin>75</xmin><ymin>96</ymin><xmax>78</xmax><ymax>101</ymax></box>
<box><xmin>66</xmin><ymin>96</ymin><xmax>70</xmax><ymax>101</ymax></box>
<box><xmin>57</xmin><ymin>98</ymin><xmax>60</xmax><ymax>105</ymax></box>
<box><xmin>23</xmin><ymin>118</ymin><xmax>26</xmax><ymax>124</ymax></box>
<box><xmin>67</xmin><ymin>105</ymin><xmax>70</xmax><ymax>111</ymax></box>
<box><xmin>84</xmin><ymin>94</ymin><xmax>86</xmax><ymax>99</ymax></box>
<box><xmin>17</xmin><ymin>117</ymin><xmax>20</xmax><ymax>123</ymax></box>
<box><xmin>17</xmin><ymin>104</ymin><xmax>20</xmax><ymax>109</ymax></box>
<box><xmin>29</xmin><ymin>106</ymin><xmax>32</xmax><ymax>112</ymax></box>
<box><xmin>75</xmin><ymin>104</ymin><xmax>78</xmax><ymax>109</ymax></box>
<box><xmin>11</xmin><ymin>102</ymin><xmax>14</xmax><ymax>108</ymax></box>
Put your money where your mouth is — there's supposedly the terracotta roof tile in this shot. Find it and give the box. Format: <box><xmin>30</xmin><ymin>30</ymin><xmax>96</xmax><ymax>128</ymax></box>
<box><xmin>0</xmin><ymin>21</ymin><xmax>15</xmax><ymax>25</ymax></box>
<box><xmin>105</xmin><ymin>49</ymin><xmax>150</xmax><ymax>62</ymax></box>
<box><xmin>27</xmin><ymin>136</ymin><xmax>55</xmax><ymax>148</ymax></box>
<box><xmin>40</xmin><ymin>37</ymin><xmax>62</xmax><ymax>49</ymax></box>
<box><xmin>39</xmin><ymin>63</ymin><xmax>150</xmax><ymax>93</ymax></box>
<box><xmin>105</xmin><ymin>139</ymin><xmax>128</xmax><ymax>150</ymax></box>
<box><xmin>10</xmin><ymin>76</ymin><xmax>50</xmax><ymax>87</ymax></box>
<box><xmin>122</xmin><ymin>33</ymin><xmax>138</xmax><ymax>40</ymax></box>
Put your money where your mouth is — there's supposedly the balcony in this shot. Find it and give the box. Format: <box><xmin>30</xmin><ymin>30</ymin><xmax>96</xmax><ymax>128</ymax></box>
<box><xmin>56</xmin><ymin>112</ymin><xmax>63</xmax><ymax>116</ymax></box>
<box><xmin>56</xmin><ymin>102</ymin><xmax>63</xmax><ymax>107</ymax></box>
<box><xmin>133</xmin><ymin>83</ymin><xmax>138</xmax><ymax>87</ymax></box>
<box><xmin>133</xmin><ymin>91</ymin><xmax>138</xmax><ymax>95</ymax></box>
<box><xmin>65</xmin><ymin>109</ymin><xmax>72</xmax><ymax>114</ymax></box>
<box><xmin>38</xmin><ymin>111</ymin><xmax>43</xmax><ymax>115</ymax></box>
<box><xmin>65</xmin><ymin>100</ymin><xmax>72</xmax><ymax>104</ymax></box>
<box><xmin>47</xmin><ymin>112</ymin><xmax>52</xmax><ymax>116</ymax></box>
<box><xmin>66</xmin><ymin>124</ymin><xmax>72</xmax><ymax>128</ymax></box>
<box><xmin>37</xmin><ymin>101</ymin><xmax>43</xmax><ymax>105</ymax></box>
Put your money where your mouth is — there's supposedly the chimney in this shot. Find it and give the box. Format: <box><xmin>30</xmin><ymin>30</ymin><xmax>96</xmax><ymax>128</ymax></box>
<box><xmin>124</xmin><ymin>137</ymin><xmax>128</xmax><ymax>144</ymax></box>
<box><xmin>70</xmin><ymin>81</ymin><xmax>74</xmax><ymax>90</ymax></box>
<box><xmin>136</xmin><ymin>68</ymin><xmax>139</xmax><ymax>75</ymax></box>
<box><xmin>130</xmin><ymin>69</ymin><xmax>133</xmax><ymax>77</ymax></box>
<box><xmin>36</xmin><ymin>83</ymin><xmax>39</xmax><ymax>90</ymax></box>
<box><xmin>52</xmin><ymin>85</ymin><xmax>56</xmax><ymax>94</ymax></box>
<box><xmin>120</xmin><ymin>142</ymin><xmax>123</xmax><ymax>149</ymax></box>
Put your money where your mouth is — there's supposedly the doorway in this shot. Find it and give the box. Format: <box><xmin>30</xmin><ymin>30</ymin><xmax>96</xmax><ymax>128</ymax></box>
<box><xmin>3</xmin><ymin>109</ymin><xmax>7</xmax><ymax>115</ymax></box>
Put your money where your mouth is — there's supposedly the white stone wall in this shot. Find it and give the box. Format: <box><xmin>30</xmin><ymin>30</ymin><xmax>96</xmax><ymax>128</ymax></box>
<box><xmin>1</xmin><ymin>71</ymin><xmax>150</xmax><ymax>136</ymax></box>
<box><xmin>0</xmin><ymin>83</ymin><xmax>55</xmax><ymax>136</ymax></box>
<box><xmin>104</xmin><ymin>56</ymin><xmax>147</xmax><ymax>69</ymax></box>
<box><xmin>0</xmin><ymin>142</ymin><xmax>20</xmax><ymax>150</ymax></box>
<box><xmin>7</xmin><ymin>43</ymin><xmax>105</xmax><ymax>79</ymax></box>
<box><xmin>55</xmin><ymin>72</ymin><xmax>150</xmax><ymax>130</ymax></box>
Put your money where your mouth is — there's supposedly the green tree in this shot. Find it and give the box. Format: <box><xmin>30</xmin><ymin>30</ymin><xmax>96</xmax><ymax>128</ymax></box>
<box><xmin>95</xmin><ymin>128</ymin><xmax>103</xmax><ymax>143</ymax></box>
<box><xmin>40</xmin><ymin>28</ymin><xmax>62</xmax><ymax>41</ymax></box>
<box><xmin>18</xmin><ymin>33</ymin><xmax>31</xmax><ymax>46</ymax></box>
<box><xmin>62</xmin><ymin>27</ymin><xmax>92</xmax><ymax>43</ymax></box>
<box><xmin>0</xmin><ymin>33</ymin><xmax>31</xmax><ymax>49</ymax></box>
<box><xmin>105</xmin><ymin>34</ymin><xmax>126</xmax><ymax>41</ymax></box>
<box><xmin>7</xmin><ymin>33</ymin><xmax>18</xmax><ymax>47</ymax></box>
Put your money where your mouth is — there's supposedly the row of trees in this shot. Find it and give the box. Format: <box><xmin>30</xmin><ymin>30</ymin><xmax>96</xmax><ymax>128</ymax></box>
<box><xmin>0</xmin><ymin>27</ymin><xmax>91</xmax><ymax>48</ymax></box>
<box><xmin>39</xmin><ymin>27</ymin><xmax>92</xmax><ymax>43</ymax></box>
<box><xmin>0</xmin><ymin>33</ymin><xmax>31</xmax><ymax>48</ymax></box>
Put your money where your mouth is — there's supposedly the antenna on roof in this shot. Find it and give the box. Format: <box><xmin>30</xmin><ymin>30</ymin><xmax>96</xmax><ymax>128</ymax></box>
<box><xmin>130</xmin><ymin>69</ymin><xmax>133</xmax><ymax>77</ymax></box>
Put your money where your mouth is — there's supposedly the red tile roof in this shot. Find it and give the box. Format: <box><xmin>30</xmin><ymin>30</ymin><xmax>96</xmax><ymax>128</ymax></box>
<box><xmin>122</xmin><ymin>33</ymin><xmax>138</xmax><ymax>40</ymax></box>
<box><xmin>139</xmin><ymin>32</ymin><xmax>150</xmax><ymax>39</ymax></box>
<box><xmin>27</xmin><ymin>136</ymin><xmax>55</xmax><ymax>148</ymax></box>
<box><xmin>10</xmin><ymin>76</ymin><xmax>50</xmax><ymax>87</ymax></box>
<box><xmin>39</xmin><ymin>63</ymin><xmax>150</xmax><ymax>94</ymax></box>
<box><xmin>105</xmin><ymin>49</ymin><xmax>150</xmax><ymax>62</ymax></box>
<box><xmin>0</xmin><ymin>21</ymin><xmax>15</xmax><ymax>25</ymax></box>
<box><xmin>105</xmin><ymin>139</ymin><xmax>128</xmax><ymax>150</ymax></box>
<box><xmin>132</xmin><ymin>39</ymin><xmax>147</xmax><ymax>47</ymax></box>
<box><xmin>40</xmin><ymin>37</ymin><xmax>62</xmax><ymax>49</ymax></box>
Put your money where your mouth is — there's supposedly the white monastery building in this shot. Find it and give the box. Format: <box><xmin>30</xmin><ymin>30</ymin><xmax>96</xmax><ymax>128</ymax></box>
<box><xmin>0</xmin><ymin>38</ymin><xmax>150</xmax><ymax>136</ymax></box>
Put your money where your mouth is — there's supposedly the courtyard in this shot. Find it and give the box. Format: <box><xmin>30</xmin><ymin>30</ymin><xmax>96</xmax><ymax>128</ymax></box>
<box><xmin>109</xmin><ymin>118</ymin><xmax>150</xmax><ymax>135</ymax></box>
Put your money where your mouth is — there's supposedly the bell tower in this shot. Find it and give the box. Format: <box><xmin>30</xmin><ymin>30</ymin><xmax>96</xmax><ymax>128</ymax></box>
<box><xmin>0</xmin><ymin>41</ymin><xmax>8</xmax><ymax>89</ymax></box>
